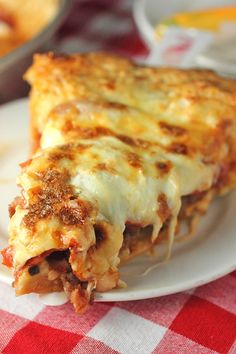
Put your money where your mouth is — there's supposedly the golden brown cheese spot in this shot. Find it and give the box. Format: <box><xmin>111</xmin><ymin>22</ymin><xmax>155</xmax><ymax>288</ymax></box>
<box><xmin>52</xmin><ymin>230</ymin><xmax>63</xmax><ymax>246</ymax></box>
<box><xmin>62</xmin><ymin>122</ymin><xmax>153</xmax><ymax>152</ymax></box>
<box><xmin>135</xmin><ymin>138</ymin><xmax>152</xmax><ymax>149</ymax></box>
<box><xmin>59</xmin><ymin>200</ymin><xmax>91</xmax><ymax>226</ymax></box>
<box><xmin>168</xmin><ymin>142</ymin><xmax>188</xmax><ymax>155</ymax></box>
<box><xmin>126</xmin><ymin>152</ymin><xmax>142</xmax><ymax>169</ymax></box>
<box><xmin>116</xmin><ymin>134</ymin><xmax>136</xmax><ymax>146</ymax></box>
<box><xmin>23</xmin><ymin>170</ymin><xmax>74</xmax><ymax>228</ymax></box>
<box><xmin>105</xmin><ymin>81</ymin><xmax>115</xmax><ymax>90</ymax></box>
<box><xmin>94</xmin><ymin>163</ymin><xmax>117</xmax><ymax>174</ymax></box>
<box><xmin>62</xmin><ymin>125</ymin><xmax>113</xmax><ymax>140</ymax></box>
<box><xmin>159</xmin><ymin>122</ymin><xmax>187</xmax><ymax>137</ymax></box>
<box><xmin>62</xmin><ymin>120</ymin><xmax>73</xmax><ymax>133</ymax></box>
<box><xmin>95</xmin><ymin>163</ymin><xmax>107</xmax><ymax>171</ymax></box>
<box><xmin>48</xmin><ymin>150</ymin><xmax>74</xmax><ymax>162</ymax></box>
<box><xmin>157</xmin><ymin>193</ymin><xmax>171</xmax><ymax>222</ymax></box>
<box><xmin>47</xmin><ymin>144</ymin><xmax>90</xmax><ymax>163</ymax></box>
<box><xmin>117</xmin><ymin>134</ymin><xmax>152</xmax><ymax>149</ymax></box>
<box><xmin>105</xmin><ymin>101</ymin><xmax>129</xmax><ymax>111</ymax></box>
<box><xmin>60</xmin><ymin>143</ymin><xmax>92</xmax><ymax>153</ymax></box>
<box><xmin>155</xmin><ymin>161</ymin><xmax>172</xmax><ymax>177</ymax></box>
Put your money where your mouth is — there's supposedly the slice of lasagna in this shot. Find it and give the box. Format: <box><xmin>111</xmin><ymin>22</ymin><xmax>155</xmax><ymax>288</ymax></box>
<box><xmin>2</xmin><ymin>53</ymin><xmax>236</xmax><ymax>314</ymax></box>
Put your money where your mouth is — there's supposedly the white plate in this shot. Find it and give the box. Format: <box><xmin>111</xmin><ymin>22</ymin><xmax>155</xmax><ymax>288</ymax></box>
<box><xmin>0</xmin><ymin>98</ymin><xmax>236</xmax><ymax>305</ymax></box>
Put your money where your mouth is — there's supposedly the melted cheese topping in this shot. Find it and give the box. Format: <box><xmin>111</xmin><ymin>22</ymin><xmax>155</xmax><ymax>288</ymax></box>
<box><xmin>25</xmin><ymin>52</ymin><xmax>236</xmax><ymax>193</ymax></box>
<box><xmin>24</xmin><ymin>53</ymin><xmax>236</xmax><ymax>139</ymax></box>
<box><xmin>10</xmin><ymin>100</ymin><xmax>217</xmax><ymax>270</ymax></box>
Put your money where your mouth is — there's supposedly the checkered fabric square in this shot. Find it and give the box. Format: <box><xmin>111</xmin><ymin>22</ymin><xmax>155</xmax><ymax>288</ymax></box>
<box><xmin>1</xmin><ymin>273</ymin><xmax>236</xmax><ymax>353</ymax></box>
<box><xmin>0</xmin><ymin>0</ymin><xmax>236</xmax><ymax>353</ymax></box>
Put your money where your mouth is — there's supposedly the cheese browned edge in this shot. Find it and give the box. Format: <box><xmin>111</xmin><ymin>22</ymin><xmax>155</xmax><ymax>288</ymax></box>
<box><xmin>2</xmin><ymin>53</ymin><xmax>236</xmax><ymax>314</ymax></box>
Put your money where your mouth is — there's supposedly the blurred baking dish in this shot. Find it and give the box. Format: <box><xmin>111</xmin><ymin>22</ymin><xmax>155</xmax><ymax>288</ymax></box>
<box><xmin>0</xmin><ymin>0</ymin><xmax>70</xmax><ymax>103</ymax></box>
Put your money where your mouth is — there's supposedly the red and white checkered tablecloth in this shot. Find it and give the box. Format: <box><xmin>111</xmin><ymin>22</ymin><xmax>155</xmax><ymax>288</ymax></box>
<box><xmin>0</xmin><ymin>1</ymin><xmax>236</xmax><ymax>353</ymax></box>
<box><xmin>1</xmin><ymin>272</ymin><xmax>236</xmax><ymax>353</ymax></box>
